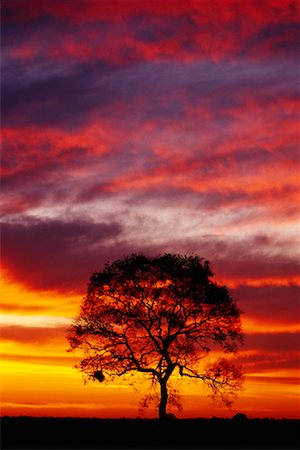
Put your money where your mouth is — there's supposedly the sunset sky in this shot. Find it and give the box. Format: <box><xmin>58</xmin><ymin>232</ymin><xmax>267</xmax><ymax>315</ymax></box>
<box><xmin>1</xmin><ymin>0</ymin><xmax>299</xmax><ymax>419</ymax></box>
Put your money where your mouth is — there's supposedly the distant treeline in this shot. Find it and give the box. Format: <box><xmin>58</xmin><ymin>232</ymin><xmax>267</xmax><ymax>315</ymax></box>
<box><xmin>1</xmin><ymin>416</ymin><xmax>299</xmax><ymax>449</ymax></box>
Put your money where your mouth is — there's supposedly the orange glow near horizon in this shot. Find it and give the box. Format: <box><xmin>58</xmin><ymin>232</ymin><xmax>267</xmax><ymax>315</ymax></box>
<box><xmin>1</xmin><ymin>275</ymin><xmax>299</xmax><ymax>419</ymax></box>
<box><xmin>1</xmin><ymin>355</ymin><xmax>299</xmax><ymax>419</ymax></box>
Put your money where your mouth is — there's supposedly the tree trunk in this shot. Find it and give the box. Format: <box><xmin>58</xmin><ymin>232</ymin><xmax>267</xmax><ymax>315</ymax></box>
<box><xmin>158</xmin><ymin>381</ymin><xmax>168</xmax><ymax>420</ymax></box>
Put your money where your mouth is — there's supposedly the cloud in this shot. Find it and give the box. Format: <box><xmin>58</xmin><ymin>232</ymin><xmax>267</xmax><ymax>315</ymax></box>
<box><xmin>213</xmin><ymin>255</ymin><xmax>300</xmax><ymax>284</ymax></box>
<box><xmin>3</xmin><ymin>56</ymin><xmax>297</xmax><ymax>129</ymax></box>
<box><xmin>2</xmin><ymin>215</ymin><xmax>299</xmax><ymax>305</ymax></box>
<box><xmin>1</xmin><ymin>219</ymin><xmax>123</xmax><ymax>291</ymax></box>
<box><xmin>229</xmin><ymin>331</ymin><xmax>300</xmax><ymax>376</ymax></box>
<box><xmin>233</xmin><ymin>285</ymin><xmax>300</xmax><ymax>325</ymax></box>
<box><xmin>239</xmin><ymin>332</ymin><xmax>300</xmax><ymax>374</ymax></box>
<box><xmin>245</xmin><ymin>332</ymin><xmax>300</xmax><ymax>353</ymax></box>
<box><xmin>0</xmin><ymin>352</ymin><xmax>77</xmax><ymax>368</ymax></box>
<box><xmin>2</xmin><ymin>51</ymin><xmax>297</xmax><ymax>221</ymax></box>
<box><xmin>0</xmin><ymin>325</ymin><xmax>67</xmax><ymax>344</ymax></box>
<box><xmin>2</xmin><ymin>0</ymin><xmax>298</xmax><ymax>65</ymax></box>
<box><xmin>1</xmin><ymin>122</ymin><xmax>118</xmax><ymax>214</ymax></box>
<box><xmin>2</xmin><ymin>93</ymin><xmax>298</xmax><ymax>221</ymax></box>
<box><xmin>2</xmin><ymin>10</ymin><xmax>297</xmax><ymax>224</ymax></box>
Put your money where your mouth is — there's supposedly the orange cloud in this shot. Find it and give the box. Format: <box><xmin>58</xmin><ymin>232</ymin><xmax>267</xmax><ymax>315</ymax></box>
<box><xmin>0</xmin><ymin>275</ymin><xmax>81</xmax><ymax>315</ymax></box>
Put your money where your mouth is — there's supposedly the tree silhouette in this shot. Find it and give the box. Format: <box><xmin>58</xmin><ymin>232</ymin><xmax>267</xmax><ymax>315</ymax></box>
<box><xmin>67</xmin><ymin>254</ymin><xmax>244</xmax><ymax>420</ymax></box>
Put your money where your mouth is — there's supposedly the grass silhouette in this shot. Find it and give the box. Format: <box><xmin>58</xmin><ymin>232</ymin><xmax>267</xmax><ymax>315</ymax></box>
<box><xmin>1</xmin><ymin>416</ymin><xmax>299</xmax><ymax>449</ymax></box>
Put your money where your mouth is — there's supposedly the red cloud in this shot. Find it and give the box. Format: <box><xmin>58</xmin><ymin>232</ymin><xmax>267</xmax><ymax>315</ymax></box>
<box><xmin>1</xmin><ymin>325</ymin><xmax>68</xmax><ymax>344</ymax></box>
<box><xmin>3</xmin><ymin>0</ymin><xmax>297</xmax><ymax>25</ymax></box>
<box><xmin>3</xmin><ymin>0</ymin><xmax>298</xmax><ymax>65</ymax></box>
<box><xmin>1</xmin><ymin>219</ymin><xmax>123</xmax><ymax>292</ymax></box>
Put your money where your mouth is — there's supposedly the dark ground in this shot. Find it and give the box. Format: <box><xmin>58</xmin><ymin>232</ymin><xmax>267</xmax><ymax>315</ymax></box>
<box><xmin>1</xmin><ymin>416</ymin><xmax>299</xmax><ymax>449</ymax></box>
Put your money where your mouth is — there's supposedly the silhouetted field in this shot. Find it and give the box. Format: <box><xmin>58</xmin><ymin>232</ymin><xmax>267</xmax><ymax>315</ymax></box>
<box><xmin>1</xmin><ymin>416</ymin><xmax>299</xmax><ymax>449</ymax></box>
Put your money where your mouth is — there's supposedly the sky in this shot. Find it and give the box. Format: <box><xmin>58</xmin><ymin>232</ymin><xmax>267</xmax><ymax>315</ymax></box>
<box><xmin>1</xmin><ymin>0</ymin><xmax>299</xmax><ymax>419</ymax></box>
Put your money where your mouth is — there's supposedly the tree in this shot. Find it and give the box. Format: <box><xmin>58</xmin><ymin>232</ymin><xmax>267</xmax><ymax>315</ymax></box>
<box><xmin>67</xmin><ymin>254</ymin><xmax>244</xmax><ymax>420</ymax></box>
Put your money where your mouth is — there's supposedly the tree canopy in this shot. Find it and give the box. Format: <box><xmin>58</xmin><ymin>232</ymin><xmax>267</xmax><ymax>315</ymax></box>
<box><xmin>67</xmin><ymin>254</ymin><xmax>244</xmax><ymax>419</ymax></box>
